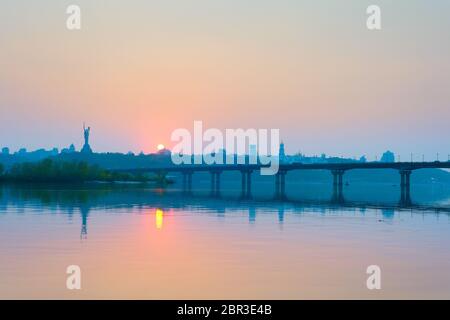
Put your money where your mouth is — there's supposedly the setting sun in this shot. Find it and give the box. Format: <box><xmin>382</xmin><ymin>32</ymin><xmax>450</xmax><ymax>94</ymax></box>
<box><xmin>157</xmin><ymin>144</ymin><xmax>165</xmax><ymax>151</ymax></box>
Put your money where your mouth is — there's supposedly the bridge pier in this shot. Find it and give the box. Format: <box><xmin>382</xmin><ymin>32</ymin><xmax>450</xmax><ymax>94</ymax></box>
<box><xmin>182</xmin><ymin>173</ymin><xmax>187</xmax><ymax>190</ymax></box>
<box><xmin>331</xmin><ymin>169</ymin><xmax>345</xmax><ymax>202</ymax></box>
<box><xmin>399</xmin><ymin>169</ymin><xmax>412</xmax><ymax>206</ymax></box>
<box><xmin>210</xmin><ymin>171</ymin><xmax>221</xmax><ymax>197</ymax></box>
<box><xmin>216</xmin><ymin>171</ymin><xmax>221</xmax><ymax>196</ymax></box>
<box><xmin>182</xmin><ymin>171</ymin><xmax>193</xmax><ymax>194</ymax></box>
<box><xmin>241</xmin><ymin>170</ymin><xmax>247</xmax><ymax>198</ymax></box>
<box><xmin>246</xmin><ymin>170</ymin><xmax>252</xmax><ymax>198</ymax></box>
<box><xmin>240</xmin><ymin>170</ymin><xmax>253</xmax><ymax>199</ymax></box>
<box><xmin>275</xmin><ymin>170</ymin><xmax>287</xmax><ymax>199</ymax></box>
<box><xmin>210</xmin><ymin>171</ymin><xmax>216</xmax><ymax>195</ymax></box>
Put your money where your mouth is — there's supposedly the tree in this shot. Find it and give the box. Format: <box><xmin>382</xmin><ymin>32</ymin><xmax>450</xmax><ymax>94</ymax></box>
<box><xmin>3</xmin><ymin>159</ymin><xmax>151</xmax><ymax>183</ymax></box>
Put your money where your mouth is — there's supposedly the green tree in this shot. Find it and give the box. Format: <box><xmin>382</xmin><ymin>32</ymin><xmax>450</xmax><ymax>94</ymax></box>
<box><xmin>3</xmin><ymin>159</ymin><xmax>152</xmax><ymax>183</ymax></box>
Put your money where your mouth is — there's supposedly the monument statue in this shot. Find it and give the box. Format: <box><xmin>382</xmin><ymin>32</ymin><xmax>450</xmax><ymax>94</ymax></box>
<box><xmin>81</xmin><ymin>123</ymin><xmax>93</xmax><ymax>154</ymax></box>
<box><xmin>84</xmin><ymin>124</ymin><xmax>90</xmax><ymax>145</ymax></box>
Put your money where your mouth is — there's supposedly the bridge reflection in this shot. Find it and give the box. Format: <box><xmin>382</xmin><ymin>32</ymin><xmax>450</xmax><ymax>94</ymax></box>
<box><xmin>1</xmin><ymin>184</ymin><xmax>448</xmax><ymax>238</ymax></box>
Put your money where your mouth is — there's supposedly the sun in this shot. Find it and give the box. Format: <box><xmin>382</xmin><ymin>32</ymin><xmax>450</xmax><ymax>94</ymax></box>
<box><xmin>157</xmin><ymin>144</ymin><xmax>165</xmax><ymax>151</ymax></box>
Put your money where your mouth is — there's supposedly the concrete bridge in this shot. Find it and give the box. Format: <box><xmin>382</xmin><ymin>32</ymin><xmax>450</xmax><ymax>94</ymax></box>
<box><xmin>114</xmin><ymin>161</ymin><xmax>450</xmax><ymax>205</ymax></box>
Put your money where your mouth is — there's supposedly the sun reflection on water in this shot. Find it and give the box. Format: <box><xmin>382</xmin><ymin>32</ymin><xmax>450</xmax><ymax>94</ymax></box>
<box><xmin>155</xmin><ymin>208</ymin><xmax>164</xmax><ymax>229</ymax></box>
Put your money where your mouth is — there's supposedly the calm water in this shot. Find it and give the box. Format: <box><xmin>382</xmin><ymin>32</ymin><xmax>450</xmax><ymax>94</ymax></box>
<box><xmin>1</xmin><ymin>181</ymin><xmax>450</xmax><ymax>299</ymax></box>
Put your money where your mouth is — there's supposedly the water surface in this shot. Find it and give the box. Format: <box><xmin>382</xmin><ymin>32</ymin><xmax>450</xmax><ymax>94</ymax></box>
<box><xmin>1</xmin><ymin>183</ymin><xmax>450</xmax><ymax>299</ymax></box>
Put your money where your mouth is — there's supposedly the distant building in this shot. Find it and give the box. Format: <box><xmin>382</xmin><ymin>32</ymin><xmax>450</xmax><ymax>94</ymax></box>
<box><xmin>1</xmin><ymin>147</ymin><xmax>9</xmax><ymax>155</ymax></box>
<box><xmin>279</xmin><ymin>142</ymin><xmax>286</xmax><ymax>163</ymax></box>
<box><xmin>61</xmin><ymin>144</ymin><xmax>76</xmax><ymax>154</ymax></box>
<box><xmin>380</xmin><ymin>150</ymin><xmax>395</xmax><ymax>163</ymax></box>
<box><xmin>157</xmin><ymin>148</ymin><xmax>171</xmax><ymax>156</ymax></box>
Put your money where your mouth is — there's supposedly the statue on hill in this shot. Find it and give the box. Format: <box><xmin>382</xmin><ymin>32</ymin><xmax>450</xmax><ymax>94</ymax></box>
<box><xmin>81</xmin><ymin>123</ymin><xmax>93</xmax><ymax>154</ymax></box>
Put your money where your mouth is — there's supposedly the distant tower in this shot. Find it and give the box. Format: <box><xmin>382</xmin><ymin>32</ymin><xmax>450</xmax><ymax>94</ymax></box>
<box><xmin>81</xmin><ymin>123</ymin><xmax>93</xmax><ymax>154</ymax></box>
<box><xmin>279</xmin><ymin>141</ymin><xmax>286</xmax><ymax>161</ymax></box>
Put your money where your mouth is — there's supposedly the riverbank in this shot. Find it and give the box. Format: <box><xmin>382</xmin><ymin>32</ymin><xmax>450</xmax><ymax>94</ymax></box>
<box><xmin>0</xmin><ymin>159</ymin><xmax>173</xmax><ymax>185</ymax></box>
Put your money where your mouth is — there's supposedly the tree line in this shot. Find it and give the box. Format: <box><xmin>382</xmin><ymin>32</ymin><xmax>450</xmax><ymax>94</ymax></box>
<box><xmin>0</xmin><ymin>159</ymin><xmax>169</xmax><ymax>184</ymax></box>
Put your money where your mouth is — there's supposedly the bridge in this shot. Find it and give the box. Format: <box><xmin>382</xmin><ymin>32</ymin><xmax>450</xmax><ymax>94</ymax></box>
<box><xmin>113</xmin><ymin>161</ymin><xmax>450</xmax><ymax>205</ymax></box>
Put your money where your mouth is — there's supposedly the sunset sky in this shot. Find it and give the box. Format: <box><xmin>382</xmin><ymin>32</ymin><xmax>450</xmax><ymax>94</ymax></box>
<box><xmin>1</xmin><ymin>0</ymin><xmax>449</xmax><ymax>160</ymax></box>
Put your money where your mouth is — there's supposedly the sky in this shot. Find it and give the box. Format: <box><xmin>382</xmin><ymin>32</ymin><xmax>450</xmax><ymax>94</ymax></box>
<box><xmin>0</xmin><ymin>0</ymin><xmax>449</xmax><ymax>160</ymax></box>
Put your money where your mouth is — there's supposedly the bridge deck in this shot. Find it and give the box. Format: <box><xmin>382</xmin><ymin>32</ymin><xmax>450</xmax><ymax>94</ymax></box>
<box><xmin>112</xmin><ymin>161</ymin><xmax>450</xmax><ymax>174</ymax></box>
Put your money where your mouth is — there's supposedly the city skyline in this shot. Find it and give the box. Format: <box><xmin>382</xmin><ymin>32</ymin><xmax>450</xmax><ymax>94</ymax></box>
<box><xmin>0</xmin><ymin>123</ymin><xmax>448</xmax><ymax>162</ymax></box>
